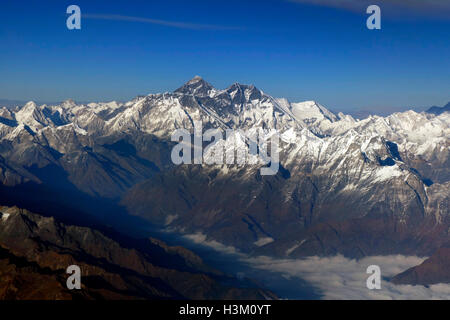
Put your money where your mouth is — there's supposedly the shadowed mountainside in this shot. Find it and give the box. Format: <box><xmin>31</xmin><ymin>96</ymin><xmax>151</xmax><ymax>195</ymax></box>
<box><xmin>0</xmin><ymin>206</ymin><xmax>275</xmax><ymax>300</ymax></box>
<box><xmin>392</xmin><ymin>246</ymin><xmax>450</xmax><ymax>285</ymax></box>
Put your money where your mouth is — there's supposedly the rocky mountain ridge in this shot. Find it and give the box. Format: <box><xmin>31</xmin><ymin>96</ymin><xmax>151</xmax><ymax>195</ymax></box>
<box><xmin>0</xmin><ymin>77</ymin><xmax>448</xmax><ymax>261</ymax></box>
<box><xmin>0</xmin><ymin>205</ymin><xmax>274</xmax><ymax>300</ymax></box>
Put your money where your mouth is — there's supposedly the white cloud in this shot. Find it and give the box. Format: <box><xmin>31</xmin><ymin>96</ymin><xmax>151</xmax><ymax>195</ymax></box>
<box><xmin>287</xmin><ymin>0</ymin><xmax>450</xmax><ymax>18</ymax></box>
<box><xmin>245</xmin><ymin>255</ymin><xmax>450</xmax><ymax>300</ymax></box>
<box><xmin>83</xmin><ymin>14</ymin><xmax>242</xmax><ymax>30</ymax></box>
<box><xmin>183</xmin><ymin>232</ymin><xmax>450</xmax><ymax>299</ymax></box>
<box><xmin>184</xmin><ymin>232</ymin><xmax>240</xmax><ymax>255</ymax></box>
<box><xmin>254</xmin><ymin>237</ymin><xmax>275</xmax><ymax>247</ymax></box>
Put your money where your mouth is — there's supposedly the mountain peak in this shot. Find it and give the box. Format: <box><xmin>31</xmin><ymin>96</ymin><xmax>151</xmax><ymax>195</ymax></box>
<box><xmin>22</xmin><ymin>101</ymin><xmax>37</xmax><ymax>109</ymax></box>
<box><xmin>190</xmin><ymin>75</ymin><xmax>203</xmax><ymax>82</ymax></box>
<box><xmin>226</xmin><ymin>82</ymin><xmax>263</xmax><ymax>101</ymax></box>
<box><xmin>290</xmin><ymin>100</ymin><xmax>338</xmax><ymax>123</ymax></box>
<box><xmin>175</xmin><ymin>76</ymin><xmax>214</xmax><ymax>96</ymax></box>
<box><xmin>61</xmin><ymin>99</ymin><xmax>77</xmax><ymax>108</ymax></box>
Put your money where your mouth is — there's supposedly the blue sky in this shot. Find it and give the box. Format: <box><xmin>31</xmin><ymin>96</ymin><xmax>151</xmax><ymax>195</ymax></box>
<box><xmin>0</xmin><ymin>0</ymin><xmax>448</xmax><ymax>113</ymax></box>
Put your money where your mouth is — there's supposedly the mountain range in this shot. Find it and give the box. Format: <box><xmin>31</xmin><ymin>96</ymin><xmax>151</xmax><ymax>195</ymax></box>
<box><xmin>0</xmin><ymin>205</ymin><xmax>274</xmax><ymax>299</ymax></box>
<box><xmin>426</xmin><ymin>102</ymin><xmax>450</xmax><ymax>116</ymax></box>
<box><xmin>0</xmin><ymin>76</ymin><xmax>449</xmax><ymax>292</ymax></box>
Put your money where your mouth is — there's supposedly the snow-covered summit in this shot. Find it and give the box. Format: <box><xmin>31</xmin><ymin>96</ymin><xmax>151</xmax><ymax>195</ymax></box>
<box><xmin>0</xmin><ymin>78</ymin><xmax>447</xmax><ymax>180</ymax></box>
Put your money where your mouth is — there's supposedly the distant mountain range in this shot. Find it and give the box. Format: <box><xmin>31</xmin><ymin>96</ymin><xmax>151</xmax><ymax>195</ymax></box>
<box><xmin>0</xmin><ymin>99</ymin><xmax>90</xmax><ymax>109</ymax></box>
<box><xmin>426</xmin><ymin>102</ymin><xmax>450</xmax><ymax>115</ymax></box>
<box><xmin>0</xmin><ymin>77</ymin><xmax>448</xmax><ymax>294</ymax></box>
<box><xmin>0</xmin><ymin>99</ymin><xmax>25</xmax><ymax>109</ymax></box>
<box><xmin>2</xmin><ymin>96</ymin><xmax>448</xmax><ymax>119</ymax></box>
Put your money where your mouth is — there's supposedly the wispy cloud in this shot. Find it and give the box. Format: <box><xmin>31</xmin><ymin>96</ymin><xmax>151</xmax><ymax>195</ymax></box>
<box><xmin>287</xmin><ymin>0</ymin><xmax>450</xmax><ymax>18</ymax></box>
<box><xmin>83</xmin><ymin>14</ymin><xmax>242</xmax><ymax>30</ymax></box>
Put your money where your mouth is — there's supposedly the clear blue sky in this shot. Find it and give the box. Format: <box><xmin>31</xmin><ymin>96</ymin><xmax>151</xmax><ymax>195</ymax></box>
<box><xmin>0</xmin><ymin>0</ymin><xmax>448</xmax><ymax>112</ymax></box>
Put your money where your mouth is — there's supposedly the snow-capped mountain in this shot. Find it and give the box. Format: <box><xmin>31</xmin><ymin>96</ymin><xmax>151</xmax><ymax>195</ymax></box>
<box><xmin>0</xmin><ymin>77</ymin><xmax>448</xmax><ymax>259</ymax></box>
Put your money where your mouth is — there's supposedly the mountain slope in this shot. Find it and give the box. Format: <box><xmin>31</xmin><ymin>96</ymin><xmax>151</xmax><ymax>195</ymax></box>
<box><xmin>0</xmin><ymin>77</ymin><xmax>448</xmax><ymax>262</ymax></box>
<box><xmin>392</xmin><ymin>247</ymin><xmax>450</xmax><ymax>285</ymax></box>
<box><xmin>0</xmin><ymin>206</ymin><xmax>274</xmax><ymax>300</ymax></box>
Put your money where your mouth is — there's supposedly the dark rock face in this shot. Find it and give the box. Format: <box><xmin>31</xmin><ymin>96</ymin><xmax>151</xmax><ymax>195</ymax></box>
<box><xmin>392</xmin><ymin>247</ymin><xmax>450</xmax><ymax>285</ymax></box>
<box><xmin>0</xmin><ymin>206</ymin><xmax>274</xmax><ymax>300</ymax></box>
<box><xmin>0</xmin><ymin>246</ymin><xmax>74</xmax><ymax>300</ymax></box>
<box><xmin>122</xmin><ymin>164</ymin><xmax>450</xmax><ymax>259</ymax></box>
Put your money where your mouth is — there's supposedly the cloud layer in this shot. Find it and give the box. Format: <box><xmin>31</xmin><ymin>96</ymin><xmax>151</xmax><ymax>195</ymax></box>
<box><xmin>184</xmin><ymin>232</ymin><xmax>450</xmax><ymax>300</ymax></box>
<box><xmin>246</xmin><ymin>255</ymin><xmax>450</xmax><ymax>300</ymax></box>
